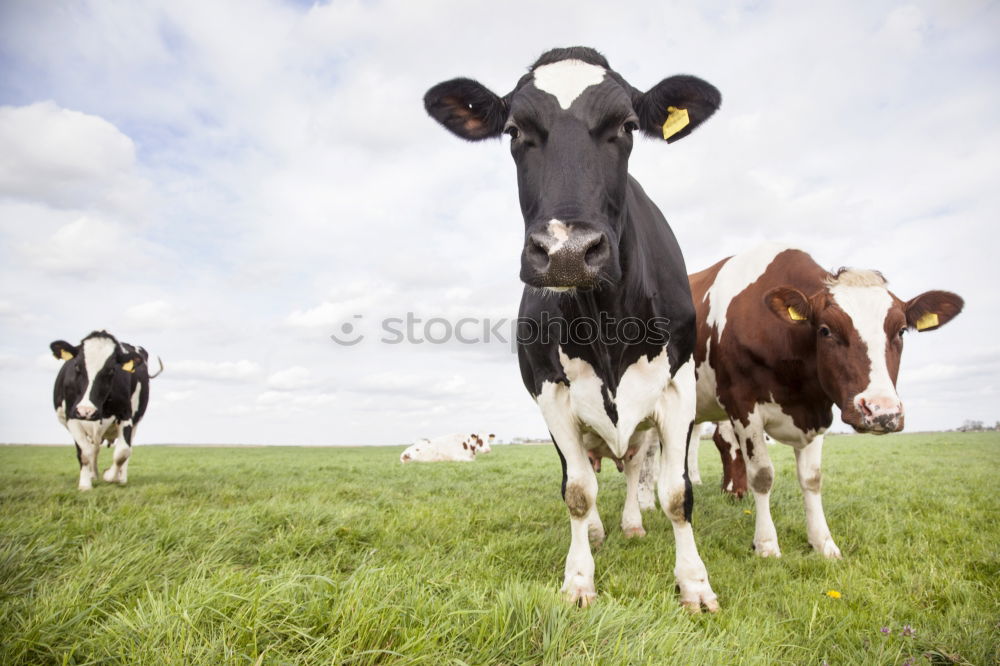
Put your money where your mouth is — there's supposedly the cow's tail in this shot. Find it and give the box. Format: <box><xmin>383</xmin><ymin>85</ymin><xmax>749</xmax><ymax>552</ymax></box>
<box><xmin>149</xmin><ymin>357</ymin><xmax>165</xmax><ymax>378</ymax></box>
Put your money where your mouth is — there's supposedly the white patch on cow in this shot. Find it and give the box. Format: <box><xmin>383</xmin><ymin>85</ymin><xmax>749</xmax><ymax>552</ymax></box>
<box><xmin>547</xmin><ymin>219</ymin><xmax>571</xmax><ymax>255</ymax></box>
<box><xmin>56</xmin><ymin>401</ymin><xmax>67</xmax><ymax>427</ymax></box>
<box><xmin>716</xmin><ymin>421</ymin><xmax>740</xmax><ymax>460</ymax></box>
<box><xmin>556</xmin><ymin>349</ymin><xmax>618</xmax><ymax>451</ymax></box>
<box><xmin>532</xmin><ymin>59</ymin><xmax>606</xmax><ymax>110</ymax></box>
<box><xmin>130</xmin><ymin>382</ymin><xmax>142</xmax><ymax>415</ymax></box>
<box><xmin>77</xmin><ymin>335</ymin><xmax>116</xmax><ymax>415</ymax></box>
<box><xmin>694</xmin><ymin>338</ymin><xmax>726</xmax><ymax>423</ymax></box>
<box><xmin>828</xmin><ymin>276</ymin><xmax>899</xmax><ymax>407</ymax></box>
<box><xmin>705</xmin><ymin>243</ymin><xmax>792</xmax><ymax>338</ymax></box>
<box><xmin>754</xmin><ymin>398</ymin><xmax>820</xmax><ymax>447</ymax></box>
<box><xmin>613</xmin><ymin>347</ymin><xmax>673</xmax><ymax>457</ymax></box>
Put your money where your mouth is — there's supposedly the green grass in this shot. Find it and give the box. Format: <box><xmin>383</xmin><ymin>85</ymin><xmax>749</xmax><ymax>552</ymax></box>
<box><xmin>0</xmin><ymin>432</ymin><xmax>997</xmax><ymax>665</ymax></box>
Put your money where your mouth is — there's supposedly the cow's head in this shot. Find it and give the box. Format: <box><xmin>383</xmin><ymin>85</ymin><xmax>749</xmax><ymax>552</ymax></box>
<box><xmin>50</xmin><ymin>331</ymin><xmax>143</xmax><ymax>420</ymax></box>
<box><xmin>765</xmin><ymin>270</ymin><xmax>963</xmax><ymax>433</ymax></box>
<box><xmin>425</xmin><ymin>47</ymin><xmax>720</xmax><ymax>290</ymax></box>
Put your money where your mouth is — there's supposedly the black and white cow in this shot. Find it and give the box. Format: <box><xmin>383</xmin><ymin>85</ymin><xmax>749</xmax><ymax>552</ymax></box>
<box><xmin>425</xmin><ymin>47</ymin><xmax>721</xmax><ymax>610</ymax></box>
<box><xmin>50</xmin><ymin>330</ymin><xmax>162</xmax><ymax>490</ymax></box>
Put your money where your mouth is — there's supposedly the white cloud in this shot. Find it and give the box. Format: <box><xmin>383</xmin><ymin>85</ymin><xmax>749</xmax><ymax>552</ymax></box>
<box><xmin>266</xmin><ymin>366</ymin><xmax>318</xmax><ymax>391</ymax></box>
<box><xmin>21</xmin><ymin>215</ymin><xmax>125</xmax><ymax>275</ymax></box>
<box><xmin>123</xmin><ymin>300</ymin><xmax>183</xmax><ymax>330</ymax></box>
<box><xmin>167</xmin><ymin>359</ymin><xmax>261</xmax><ymax>382</ymax></box>
<box><xmin>0</xmin><ymin>101</ymin><xmax>145</xmax><ymax>210</ymax></box>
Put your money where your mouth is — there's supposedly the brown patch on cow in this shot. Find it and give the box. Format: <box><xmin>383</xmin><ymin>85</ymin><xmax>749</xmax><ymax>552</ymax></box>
<box><xmin>751</xmin><ymin>467</ymin><xmax>773</xmax><ymax>494</ymax></box>
<box><xmin>462</xmin><ymin>441</ymin><xmax>468</xmax><ymax>450</ymax></box>
<box><xmin>665</xmin><ymin>487</ymin><xmax>687</xmax><ymax>522</ymax></box>
<box><xmin>744</xmin><ymin>437</ymin><xmax>755</xmax><ymax>460</ymax></box>
<box><xmin>565</xmin><ymin>482</ymin><xmax>590</xmax><ymax>518</ymax></box>
<box><xmin>801</xmin><ymin>470</ymin><xmax>822</xmax><ymax>493</ymax></box>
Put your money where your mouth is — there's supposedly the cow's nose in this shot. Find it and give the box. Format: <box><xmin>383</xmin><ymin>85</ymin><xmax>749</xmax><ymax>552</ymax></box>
<box><xmin>522</xmin><ymin>229</ymin><xmax>608</xmax><ymax>288</ymax></box>
<box><xmin>75</xmin><ymin>404</ymin><xmax>96</xmax><ymax>419</ymax></box>
<box><xmin>857</xmin><ymin>396</ymin><xmax>904</xmax><ymax>433</ymax></box>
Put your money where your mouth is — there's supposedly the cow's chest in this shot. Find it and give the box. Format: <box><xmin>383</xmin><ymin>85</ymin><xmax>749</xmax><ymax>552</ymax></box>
<box><xmin>556</xmin><ymin>345</ymin><xmax>672</xmax><ymax>455</ymax></box>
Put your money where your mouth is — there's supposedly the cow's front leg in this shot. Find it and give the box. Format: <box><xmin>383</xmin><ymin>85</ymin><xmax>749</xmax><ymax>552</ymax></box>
<box><xmin>68</xmin><ymin>422</ymin><xmax>98</xmax><ymax>491</ymax></box>
<box><xmin>539</xmin><ymin>385</ymin><xmax>600</xmax><ymax>607</ymax></box>
<box><xmin>103</xmin><ymin>422</ymin><xmax>133</xmax><ymax>485</ymax></box>
<box><xmin>732</xmin><ymin>417</ymin><xmax>780</xmax><ymax>557</ymax></box>
<box><xmin>795</xmin><ymin>435</ymin><xmax>841</xmax><ymax>558</ymax></box>
<box><xmin>621</xmin><ymin>430</ymin><xmax>656</xmax><ymax>538</ymax></box>
<box><xmin>657</xmin><ymin>365</ymin><xmax>718</xmax><ymax>612</ymax></box>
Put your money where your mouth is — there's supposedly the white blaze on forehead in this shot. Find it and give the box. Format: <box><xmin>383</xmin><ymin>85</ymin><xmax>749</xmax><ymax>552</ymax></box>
<box><xmin>706</xmin><ymin>243</ymin><xmax>792</xmax><ymax>337</ymax></box>
<box><xmin>828</xmin><ymin>279</ymin><xmax>898</xmax><ymax>401</ymax></box>
<box><xmin>79</xmin><ymin>336</ymin><xmax>116</xmax><ymax>408</ymax></box>
<box><xmin>532</xmin><ymin>60</ymin><xmax>607</xmax><ymax>110</ymax></box>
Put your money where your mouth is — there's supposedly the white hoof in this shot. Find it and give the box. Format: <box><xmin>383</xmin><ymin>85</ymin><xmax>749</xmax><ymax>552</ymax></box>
<box><xmin>621</xmin><ymin>524</ymin><xmax>646</xmax><ymax>539</ymax></box>
<box><xmin>815</xmin><ymin>537</ymin><xmax>842</xmax><ymax>559</ymax></box>
<box><xmin>103</xmin><ymin>467</ymin><xmax>118</xmax><ymax>483</ymax></box>
<box><xmin>561</xmin><ymin>577</ymin><xmax>597</xmax><ymax>608</ymax></box>
<box><xmin>754</xmin><ymin>539</ymin><xmax>782</xmax><ymax>558</ymax></box>
<box><xmin>675</xmin><ymin>571</ymin><xmax>719</xmax><ymax>613</ymax></box>
<box><xmin>78</xmin><ymin>482</ymin><xmax>93</xmax><ymax>491</ymax></box>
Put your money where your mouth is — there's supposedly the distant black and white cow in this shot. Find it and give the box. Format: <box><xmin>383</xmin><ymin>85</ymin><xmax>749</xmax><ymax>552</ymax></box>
<box><xmin>50</xmin><ymin>331</ymin><xmax>162</xmax><ymax>490</ymax></box>
<box><xmin>425</xmin><ymin>47</ymin><xmax>721</xmax><ymax>610</ymax></box>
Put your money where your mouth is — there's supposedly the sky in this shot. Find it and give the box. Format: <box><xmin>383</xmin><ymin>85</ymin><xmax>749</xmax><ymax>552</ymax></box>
<box><xmin>0</xmin><ymin>0</ymin><xmax>997</xmax><ymax>446</ymax></box>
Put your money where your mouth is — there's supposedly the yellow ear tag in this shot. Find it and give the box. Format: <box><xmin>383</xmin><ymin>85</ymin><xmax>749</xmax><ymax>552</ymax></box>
<box><xmin>915</xmin><ymin>312</ymin><xmax>939</xmax><ymax>331</ymax></box>
<box><xmin>787</xmin><ymin>306</ymin><xmax>807</xmax><ymax>321</ymax></box>
<box><xmin>121</xmin><ymin>360</ymin><xmax>135</xmax><ymax>373</ymax></box>
<box><xmin>662</xmin><ymin>106</ymin><xmax>690</xmax><ymax>140</ymax></box>
<box><xmin>59</xmin><ymin>349</ymin><xmax>74</xmax><ymax>361</ymax></box>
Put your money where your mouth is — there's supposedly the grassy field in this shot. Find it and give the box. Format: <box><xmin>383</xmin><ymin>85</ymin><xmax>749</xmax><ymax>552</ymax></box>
<box><xmin>0</xmin><ymin>432</ymin><xmax>997</xmax><ymax>665</ymax></box>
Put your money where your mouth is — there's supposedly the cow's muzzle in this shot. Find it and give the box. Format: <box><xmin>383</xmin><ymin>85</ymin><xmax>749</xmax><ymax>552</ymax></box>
<box><xmin>521</xmin><ymin>227</ymin><xmax>610</xmax><ymax>289</ymax></box>
<box><xmin>851</xmin><ymin>396</ymin><xmax>905</xmax><ymax>434</ymax></box>
<box><xmin>75</xmin><ymin>404</ymin><xmax>97</xmax><ymax>420</ymax></box>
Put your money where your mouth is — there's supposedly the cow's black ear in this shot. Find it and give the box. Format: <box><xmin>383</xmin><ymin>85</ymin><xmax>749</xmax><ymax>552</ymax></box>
<box><xmin>50</xmin><ymin>340</ymin><xmax>78</xmax><ymax>361</ymax></box>
<box><xmin>424</xmin><ymin>78</ymin><xmax>507</xmax><ymax>141</ymax></box>
<box><xmin>635</xmin><ymin>75</ymin><xmax>721</xmax><ymax>143</ymax></box>
<box><xmin>116</xmin><ymin>347</ymin><xmax>144</xmax><ymax>373</ymax></box>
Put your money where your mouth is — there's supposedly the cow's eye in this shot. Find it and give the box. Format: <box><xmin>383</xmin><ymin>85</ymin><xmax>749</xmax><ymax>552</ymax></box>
<box><xmin>623</xmin><ymin>120</ymin><xmax>639</xmax><ymax>134</ymax></box>
<box><xmin>818</xmin><ymin>325</ymin><xmax>832</xmax><ymax>338</ymax></box>
<box><xmin>504</xmin><ymin>125</ymin><xmax>520</xmax><ymax>140</ymax></box>
<box><xmin>897</xmin><ymin>327</ymin><xmax>906</xmax><ymax>339</ymax></box>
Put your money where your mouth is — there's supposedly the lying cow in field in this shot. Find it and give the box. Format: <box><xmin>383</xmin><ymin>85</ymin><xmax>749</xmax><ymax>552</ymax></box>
<box><xmin>637</xmin><ymin>244</ymin><xmax>962</xmax><ymax>557</ymax></box>
<box><xmin>425</xmin><ymin>46</ymin><xmax>721</xmax><ymax>610</ymax></box>
<box><xmin>400</xmin><ymin>433</ymin><xmax>485</xmax><ymax>463</ymax></box>
<box><xmin>50</xmin><ymin>330</ymin><xmax>162</xmax><ymax>490</ymax></box>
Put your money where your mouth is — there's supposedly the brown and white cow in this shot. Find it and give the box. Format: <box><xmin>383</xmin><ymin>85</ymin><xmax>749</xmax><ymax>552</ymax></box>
<box><xmin>638</xmin><ymin>244</ymin><xmax>963</xmax><ymax>557</ymax></box>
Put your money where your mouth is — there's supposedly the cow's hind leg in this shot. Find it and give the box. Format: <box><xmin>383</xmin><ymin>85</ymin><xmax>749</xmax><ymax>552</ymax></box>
<box><xmin>103</xmin><ymin>422</ymin><xmax>133</xmax><ymax>485</ymax></box>
<box><xmin>621</xmin><ymin>429</ymin><xmax>656</xmax><ymax>538</ymax></box>
<box><xmin>540</xmin><ymin>385</ymin><xmax>600</xmax><ymax>608</ymax></box>
<box><xmin>731</xmin><ymin>417</ymin><xmax>780</xmax><ymax>557</ymax></box>
<box><xmin>657</xmin><ymin>363</ymin><xmax>718</xmax><ymax>612</ymax></box>
<box><xmin>686</xmin><ymin>425</ymin><xmax>702</xmax><ymax>485</ymax></box>
<box><xmin>637</xmin><ymin>437</ymin><xmax>658</xmax><ymax>511</ymax></box>
<box><xmin>795</xmin><ymin>435</ymin><xmax>841</xmax><ymax>558</ymax></box>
